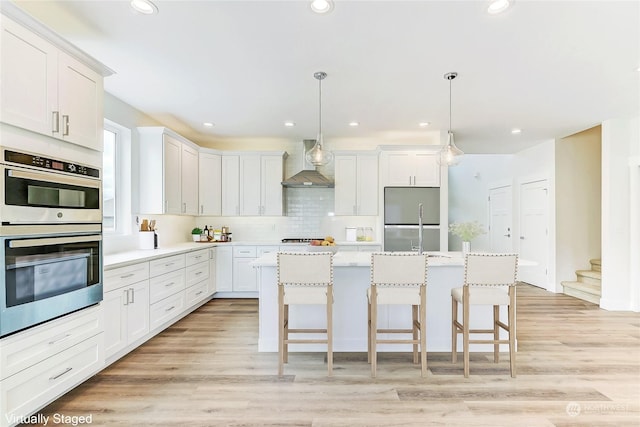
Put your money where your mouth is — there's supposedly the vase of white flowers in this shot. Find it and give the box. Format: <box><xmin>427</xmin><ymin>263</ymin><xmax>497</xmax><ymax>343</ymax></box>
<box><xmin>448</xmin><ymin>221</ymin><xmax>486</xmax><ymax>255</ymax></box>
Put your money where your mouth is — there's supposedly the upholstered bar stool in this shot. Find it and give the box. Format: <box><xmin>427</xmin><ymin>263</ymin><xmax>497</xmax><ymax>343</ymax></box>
<box><xmin>277</xmin><ymin>251</ymin><xmax>334</xmax><ymax>376</ymax></box>
<box><xmin>368</xmin><ymin>252</ymin><xmax>428</xmax><ymax>378</ymax></box>
<box><xmin>451</xmin><ymin>253</ymin><xmax>518</xmax><ymax>378</ymax></box>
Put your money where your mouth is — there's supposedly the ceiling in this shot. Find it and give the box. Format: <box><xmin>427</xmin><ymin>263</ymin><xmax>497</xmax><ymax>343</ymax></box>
<box><xmin>13</xmin><ymin>0</ymin><xmax>640</xmax><ymax>154</ymax></box>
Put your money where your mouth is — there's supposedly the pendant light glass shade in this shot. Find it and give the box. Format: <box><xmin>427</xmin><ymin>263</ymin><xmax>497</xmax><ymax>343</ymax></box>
<box><xmin>306</xmin><ymin>71</ymin><xmax>333</xmax><ymax>167</ymax></box>
<box><xmin>440</xmin><ymin>72</ymin><xmax>464</xmax><ymax>167</ymax></box>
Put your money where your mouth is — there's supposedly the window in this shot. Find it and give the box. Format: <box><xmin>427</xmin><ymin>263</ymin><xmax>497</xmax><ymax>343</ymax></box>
<box><xmin>103</xmin><ymin>120</ymin><xmax>132</xmax><ymax>235</ymax></box>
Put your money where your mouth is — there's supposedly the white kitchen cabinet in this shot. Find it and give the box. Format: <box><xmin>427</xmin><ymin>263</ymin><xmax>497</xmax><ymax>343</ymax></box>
<box><xmin>239</xmin><ymin>154</ymin><xmax>285</xmax><ymax>216</ymax></box>
<box><xmin>215</xmin><ymin>245</ymin><xmax>233</xmax><ymax>292</ymax></box>
<box><xmin>232</xmin><ymin>246</ymin><xmax>258</xmax><ymax>292</ymax></box>
<box><xmin>208</xmin><ymin>248</ymin><xmax>217</xmax><ymax>295</ymax></box>
<box><xmin>103</xmin><ymin>263</ymin><xmax>150</xmax><ymax>358</ymax></box>
<box><xmin>0</xmin><ymin>15</ymin><xmax>106</xmax><ymax>151</ymax></box>
<box><xmin>334</xmin><ymin>152</ymin><xmax>379</xmax><ymax>215</ymax></box>
<box><xmin>0</xmin><ymin>305</ymin><xmax>103</xmax><ymax>427</ymax></box>
<box><xmin>199</xmin><ymin>152</ymin><xmax>222</xmax><ymax>216</ymax></box>
<box><xmin>221</xmin><ymin>155</ymin><xmax>240</xmax><ymax>216</ymax></box>
<box><xmin>181</xmin><ymin>143</ymin><xmax>199</xmax><ymax>215</ymax></box>
<box><xmin>138</xmin><ymin>127</ymin><xmax>200</xmax><ymax>215</ymax></box>
<box><xmin>381</xmin><ymin>151</ymin><xmax>440</xmax><ymax>187</ymax></box>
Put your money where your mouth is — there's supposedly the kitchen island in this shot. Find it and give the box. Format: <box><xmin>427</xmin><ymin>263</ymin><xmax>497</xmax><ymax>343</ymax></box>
<box><xmin>252</xmin><ymin>251</ymin><xmax>530</xmax><ymax>353</ymax></box>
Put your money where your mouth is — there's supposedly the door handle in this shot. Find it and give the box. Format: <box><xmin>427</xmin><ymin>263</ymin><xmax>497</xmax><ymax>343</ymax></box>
<box><xmin>52</xmin><ymin>111</ymin><xmax>60</xmax><ymax>133</ymax></box>
<box><xmin>62</xmin><ymin>115</ymin><xmax>70</xmax><ymax>136</ymax></box>
<box><xmin>504</xmin><ymin>234</ymin><xmax>511</xmax><ymax>237</ymax></box>
<box><xmin>520</xmin><ymin>236</ymin><xmax>525</xmax><ymax>240</ymax></box>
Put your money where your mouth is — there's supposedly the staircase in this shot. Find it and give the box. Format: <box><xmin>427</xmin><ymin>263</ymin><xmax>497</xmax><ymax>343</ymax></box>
<box><xmin>561</xmin><ymin>259</ymin><xmax>601</xmax><ymax>304</ymax></box>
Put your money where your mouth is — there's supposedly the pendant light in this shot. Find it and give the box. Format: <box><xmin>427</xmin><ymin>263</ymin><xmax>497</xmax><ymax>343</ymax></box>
<box><xmin>441</xmin><ymin>72</ymin><xmax>464</xmax><ymax>166</ymax></box>
<box><xmin>306</xmin><ymin>71</ymin><xmax>334</xmax><ymax>167</ymax></box>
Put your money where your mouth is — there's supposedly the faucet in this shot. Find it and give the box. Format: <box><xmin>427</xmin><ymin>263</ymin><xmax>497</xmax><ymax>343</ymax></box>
<box><xmin>418</xmin><ymin>203</ymin><xmax>423</xmax><ymax>255</ymax></box>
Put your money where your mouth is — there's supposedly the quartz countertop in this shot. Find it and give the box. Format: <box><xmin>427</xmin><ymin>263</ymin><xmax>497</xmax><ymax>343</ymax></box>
<box><xmin>250</xmin><ymin>251</ymin><xmax>463</xmax><ymax>267</ymax></box>
<box><xmin>104</xmin><ymin>240</ymin><xmax>382</xmax><ymax>270</ymax></box>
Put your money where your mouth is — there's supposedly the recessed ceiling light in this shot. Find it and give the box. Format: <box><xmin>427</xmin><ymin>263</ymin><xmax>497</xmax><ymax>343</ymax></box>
<box><xmin>310</xmin><ymin>0</ymin><xmax>334</xmax><ymax>14</ymax></box>
<box><xmin>419</xmin><ymin>122</ymin><xmax>430</xmax><ymax>127</ymax></box>
<box><xmin>203</xmin><ymin>122</ymin><xmax>214</xmax><ymax>128</ymax></box>
<box><xmin>348</xmin><ymin>121</ymin><xmax>359</xmax><ymax>127</ymax></box>
<box><xmin>511</xmin><ymin>128</ymin><xmax>522</xmax><ymax>134</ymax></box>
<box><xmin>487</xmin><ymin>0</ymin><xmax>511</xmax><ymax>15</ymax></box>
<box><xmin>130</xmin><ymin>0</ymin><xmax>158</xmax><ymax>15</ymax></box>
<box><xmin>284</xmin><ymin>121</ymin><xmax>296</xmax><ymax>127</ymax></box>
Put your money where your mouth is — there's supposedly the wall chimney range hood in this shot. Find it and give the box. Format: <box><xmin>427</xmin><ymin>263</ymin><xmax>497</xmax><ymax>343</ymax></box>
<box><xmin>281</xmin><ymin>140</ymin><xmax>334</xmax><ymax>188</ymax></box>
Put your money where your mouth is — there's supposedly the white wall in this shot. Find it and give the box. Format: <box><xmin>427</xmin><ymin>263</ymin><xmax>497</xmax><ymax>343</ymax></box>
<box><xmin>447</xmin><ymin>154</ymin><xmax>513</xmax><ymax>251</ymax></box>
<box><xmin>601</xmin><ymin>115</ymin><xmax>640</xmax><ymax>311</ymax></box>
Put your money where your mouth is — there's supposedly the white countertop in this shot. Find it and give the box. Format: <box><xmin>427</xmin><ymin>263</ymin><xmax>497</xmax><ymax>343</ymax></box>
<box><xmin>103</xmin><ymin>240</ymin><xmax>382</xmax><ymax>270</ymax></box>
<box><xmin>251</xmin><ymin>251</ymin><xmax>464</xmax><ymax>267</ymax></box>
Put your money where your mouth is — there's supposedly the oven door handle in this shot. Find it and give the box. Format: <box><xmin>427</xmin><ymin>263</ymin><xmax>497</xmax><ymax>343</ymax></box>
<box><xmin>7</xmin><ymin>168</ymin><xmax>100</xmax><ymax>188</ymax></box>
<box><xmin>9</xmin><ymin>234</ymin><xmax>102</xmax><ymax>248</ymax></box>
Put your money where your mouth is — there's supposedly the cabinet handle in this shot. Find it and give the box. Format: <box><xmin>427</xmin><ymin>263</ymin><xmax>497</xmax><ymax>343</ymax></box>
<box><xmin>48</xmin><ymin>333</ymin><xmax>71</xmax><ymax>345</ymax></box>
<box><xmin>196</xmin><ymin>291</ymin><xmax>203</xmax><ymax>296</ymax></box>
<box><xmin>165</xmin><ymin>282</ymin><xmax>175</xmax><ymax>287</ymax></box>
<box><xmin>129</xmin><ymin>288</ymin><xmax>135</xmax><ymax>304</ymax></box>
<box><xmin>195</xmin><ymin>271</ymin><xmax>203</xmax><ymax>276</ymax></box>
<box><xmin>200</xmin><ymin>205</ymin><xmax>204</xmax><ymax>214</ymax></box>
<box><xmin>120</xmin><ymin>273</ymin><xmax>135</xmax><ymax>279</ymax></box>
<box><xmin>123</xmin><ymin>289</ymin><xmax>129</xmax><ymax>306</ymax></box>
<box><xmin>62</xmin><ymin>115</ymin><xmax>70</xmax><ymax>136</ymax></box>
<box><xmin>165</xmin><ymin>262</ymin><xmax>175</xmax><ymax>267</ymax></box>
<box><xmin>165</xmin><ymin>200</ymin><xmax>168</xmax><ymax>212</ymax></box>
<box><xmin>165</xmin><ymin>305</ymin><xmax>175</xmax><ymax>312</ymax></box>
<box><xmin>183</xmin><ymin>202</ymin><xmax>186</xmax><ymax>213</ymax></box>
<box><xmin>52</xmin><ymin>111</ymin><xmax>59</xmax><ymax>133</ymax></box>
<box><xmin>49</xmin><ymin>367</ymin><xmax>73</xmax><ymax>381</ymax></box>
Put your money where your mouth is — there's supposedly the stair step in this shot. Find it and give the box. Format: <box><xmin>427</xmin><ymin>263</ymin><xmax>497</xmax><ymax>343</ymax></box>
<box><xmin>562</xmin><ymin>281</ymin><xmax>601</xmax><ymax>305</ymax></box>
<box><xmin>576</xmin><ymin>269</ymin><xmax>602</xmax><ymax>285</ymax></box>
<box><xmin>590</xmin><ymin>258</ymin><xmax>601</xmax><ymax>272</ymax></box>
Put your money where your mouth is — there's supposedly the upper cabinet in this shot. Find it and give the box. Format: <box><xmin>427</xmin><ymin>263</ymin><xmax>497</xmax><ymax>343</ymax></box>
<box><xmin>239</xmin><ymin>154</ymin><xmax>285</xmax><ymax>216</ymax></box>
<box><xmin>199</xmin><ymin>152</ymin><xmax>222</xmax><ymax>216</ymax></box>
<box><xmin>222</xmin><ymin>153</ymin><xmax>285</xmax><ymax>216</ymax></box>
<box><xmin>334</xmin><ymin>152</ymin><xmax>379</xmax><ymax>216</ymax></box>
<box><xmin>138</xmin><ymin>127</ymin><xmax>199</xmax><ymax>215</ymax></box>
<box><xmin>381</xmin><ymin>151</ymin><xmax>440</xmax><ymax>187</ymax></box>
<box><xmin>0</xmin><ymin>13</ymin><xmax>110</xmax><ymax>152</ymax></box>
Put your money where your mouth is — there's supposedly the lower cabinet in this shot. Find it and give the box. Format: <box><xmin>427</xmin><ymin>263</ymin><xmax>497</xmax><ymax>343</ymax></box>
<box><xmin>215</xmin><ymin>245</ymin><xmax>233</xmax><ymax>292</ymax></box>
<box><xmin>0</xmin><ymin>306</ymin><xmax>104</xmax><ymax>427</ymax></box>
<box><xmin>103</xmin><ymin>263</ymin><xmax>151</xmax><ymax>358</ymax></box>
<box><xmin>232</xmin><ymin>246</ymin><xmax>257</xmax><ymax>292</ymax></box>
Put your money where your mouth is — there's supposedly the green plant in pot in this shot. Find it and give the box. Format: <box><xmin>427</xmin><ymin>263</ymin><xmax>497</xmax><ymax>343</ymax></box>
<box><xmin>191</xmin><ymin>227</ymin><xmax>203</xmax><ymax>242</ymax></box>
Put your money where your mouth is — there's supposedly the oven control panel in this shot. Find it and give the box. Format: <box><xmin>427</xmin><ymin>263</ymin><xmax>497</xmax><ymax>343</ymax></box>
<box><xmin>4</xmin><ymin>150</ymin><xmax>100</xmax><ymax>178</ymax></box>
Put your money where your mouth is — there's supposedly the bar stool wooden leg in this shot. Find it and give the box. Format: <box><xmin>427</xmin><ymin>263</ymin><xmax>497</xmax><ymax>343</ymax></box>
<box><xmin>420</xmin><ymin>287</ymin><xmax>427</xmax><ymax>377</ymax></box>
<box><xmin>493</xmin><ymin>305</ymin><xmax>500</xmax><ymax>363</ymax></box>
<box><xmin>412</xmin><ymin>304</ymin><xmax>419</xmax><ymax>364</ymax></box>
<box><xmin>278</xmin><ymin>286</ymin><xmax>285</xmax><ymax>376</ymax></box>
<box><xmin>509</xmin><ymin>287</ymin><xmax>516</xmax><ymax>378</ymax></box>
<box><xmin>451</xmin><ymin>296</ymin><xmax>458</xmax><ymax>363</ymax></box>
<box><xmin>283</xmin><ymin>304</ymin><xmax>289</xmax><ymax>363</ymax></box>
<box><xmin>370</xmin><ymin>289</ymin><xmax>378</xmax><ymax>378</ymax></box>
<box><xmin>327</xmin><ymin>289</ymin><xmax>333</xmax><ymax>376</ymax></box>
<box><xmin>463</xmin><ymin>288</ymin><xmax>470</xmax><ymax>378</ymax></box>
<box><xmin>367</xmin><ymin>298</ymin><xmax>371</xmax><ymax>364</ymax></box>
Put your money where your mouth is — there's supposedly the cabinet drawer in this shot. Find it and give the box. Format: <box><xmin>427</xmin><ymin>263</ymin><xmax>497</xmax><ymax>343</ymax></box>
<box><xmin>186</xmin><ymin>262</ymin><xmax>209</xmax><ymax>288</ymax></box>
<box><xmin>149</xmin><ymin>269</ymin><xmax>185</xmax><ymax>305</ymax></box>
<box><xmin>185</xmin><ymin>280</ymin><xmax>208</xmax><ymax>307</ymax></box>
<box><xmin>0</xmin><ymin>334</ymin><xmax>104</xmax><ymax>422</ymax></box>
<box><xmin>150</xmin><ymin>292</ymin><xmax>185</xmax><ymax>331</ymax></box>
<box><xmin>104</xmin><ymin>262</ymin><xmax>149</xmax><ymax>292</ymax></box>
<box><xmin>186</xmin><ymin>249</ymin><xmax>209</xmax><ymax>266</ymax></box>
<box><xmin>150</xmin><ymin>254</ymin><xmax>185</xmax><ymax>277</ymax></box>
<box><xmin>257</xmin><ymin>246</ymin><xmax>279</xmax><ymax>256</ymax></box>
<box><xmin>233</xmin><ymin>246</ymin><xmax>256</xmax><ymax>257</ymax></box>
<box><xmin>0</xmin><ymin>305</ymin><xmax>103</xmax><ymax>381</ymax></box>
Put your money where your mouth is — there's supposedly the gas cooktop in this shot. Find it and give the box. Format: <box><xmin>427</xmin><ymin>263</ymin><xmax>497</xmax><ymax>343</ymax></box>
<box><xmin>280</xmin><ymin>238</ymin><xmax>323</xmax><ymax>243</ymax></box>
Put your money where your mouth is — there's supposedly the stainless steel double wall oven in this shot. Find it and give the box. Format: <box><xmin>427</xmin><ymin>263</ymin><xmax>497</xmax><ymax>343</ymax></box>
<box><xmin>0</xmin><ymin>148</ymin><xmax>103</xmax><ymax>337</ymax></box>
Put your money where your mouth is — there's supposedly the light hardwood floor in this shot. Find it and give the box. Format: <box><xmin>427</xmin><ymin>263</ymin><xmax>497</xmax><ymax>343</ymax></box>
<box><xmin>29</xmin><ymin>284</ymin><xmax>639</xmax><ymax>426</ymax></box>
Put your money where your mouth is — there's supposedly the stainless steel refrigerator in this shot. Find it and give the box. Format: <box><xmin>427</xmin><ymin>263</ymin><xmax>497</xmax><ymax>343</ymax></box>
<box><xmin>383</xmin><ymin>187</ymin><xmax>440</xmax><ymax>252</ymax></box>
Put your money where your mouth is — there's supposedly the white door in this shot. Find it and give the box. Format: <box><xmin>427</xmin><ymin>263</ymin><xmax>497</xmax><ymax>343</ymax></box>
<box><xmin>163</xmin><ymin>135</ymin><xmax>182</xmax><ymax>214</ymax></box>
<box><xmin>357</xmin><ymin>154</ymin><xmax>379</xmax><ymax>215</ymax></box>
<box><xmin>489</xmin><ymin>185</ymin><xmax>513</xmax><ymax>253</ymax></box>
<box><xmin>198</xmin><ymin>153</ymin><xmax>222</xmax><ymax>216</ymax></box>
<box><xmin>519</xmin><ymin>180</ymin><xmax>549</xmax><ymax>288</ymax></box>
<box><xmin>260</xmin><ymin>155</ymin><xmax>284</xmax><ymax>216</ymax></box>
<box><xmin>181</xmin><ymin>144</ymin><xmax>199</xmax><ymax>215</ymax></box>
<box><xmin>221</xmin><ymin>155</ymin><xmax>240</xmax><ymax>216</ymax></box>
<box><xmin>239</xmin><ymin>155</ymin><xmax>261</xmax><ymax>215</ymax></box>
<box><xmin>334</xmin><ymin>155</ymin><xmax>358</xmax><ymax>215</ymax></box>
